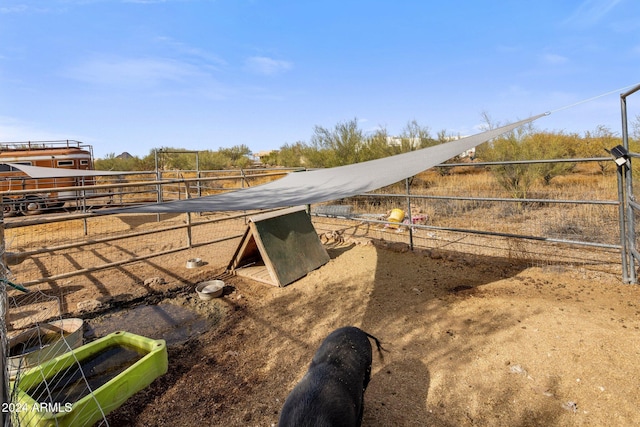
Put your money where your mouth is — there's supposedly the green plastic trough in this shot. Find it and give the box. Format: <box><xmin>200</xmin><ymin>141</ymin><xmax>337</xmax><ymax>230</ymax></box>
<box><xmin>11</xmin><ymin>331</ymin><xmax>168</xmax><ymax>427</ymax></box>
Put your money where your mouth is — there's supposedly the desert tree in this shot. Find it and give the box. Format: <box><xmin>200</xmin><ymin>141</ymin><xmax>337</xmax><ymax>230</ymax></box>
<box><xmin>146</xmin><ymin>147</ymin><xmax>195</xmax><ymax>170</ymax></box>
<box><xmin>479</xmin><ymin>131</ymin><xmax>539</xmax><ymax>199</ymax></box>
<box><xmin>632</xmin><ymin>114</ymin><xmax>640</xmax><ymax>142</ymax></box>
<box><xmin>528</xmin><ymin>132</ymin><xmax>577</xmax><ymax>185</ymax></box>
<box><xmin>94</xmin><ymin>153</ymin><xmax>146</xmax><ymax>171</ymax></box>
<box><xmin>577</xmin><ymin>125</ymin><xmax>620</xmax><ymax>175</ymax></box>
<box><xmin>309</xmin><ymin>118</ymin><xmax>364</xmax><ymax>167</ymax></box>
<box><xmin>475</xmin><ymin>113</ymin><xmax>540</xmax><ymax>200</ymax></box>
<box><xmin>359</xmin><ymin>127</ymin><xmax>395</xmax><ymax>161</ymax></box>
<box><xmin>218</xmin><ymin>144</ymin><xmax>253</xmax><ymax>168</ymax></box>
<box><xmin>199</xmin><ymin>150</ymin><xmax>235</xmax><ymax>170</ymax></box>
<box><xmin>399</xmin><ymin>119</ymin><xmax>437</xmax><ymax>152</ymax></box>
<box><xmin>266</xmin><ymin>142</ymin><xmax>306</xmax><ymax>167</ymax></box>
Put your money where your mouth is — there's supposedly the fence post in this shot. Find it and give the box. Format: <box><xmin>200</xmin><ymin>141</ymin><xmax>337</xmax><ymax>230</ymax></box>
<box><xmin>196</xmin><ymin>152</ymin><xmax>202</xmax><ymax>199</ymax></box>
<box><xmin>620</xmin><ymin>88</ymin><xmax>638</xmax><ymax>284</ymax></box>
<box><xmin>623</xmin><ymin>163</ymin><xmax>637</xmax><ymax>284</ymax></box>
<box><xmin>155</xmin><ymin>149</ymin><xmax>162</xmax><ymax>223</ymax></box>
<box><xmin>616</xmin><ymin>164</ymin><xmax>630</xmax><ymax>283</ymax></box>
<box><xmin>186</xmin><ymin>212</ymin><xmax>193</xmax><ymax>248</ymax></box>
<box><xmin>405</xmin><ymin>178</ymin><xmax>414</xmax><ymax>251</ymax></box>
<box><xmin>81</xmin><ymin>176</ymin><xmax>88</xmax><ymax>236</ymax></box>
<box><xmin>240</xmin><ymin>169</ymin><xmax>247</xmax><ymax>188</ymax></box>
<box><xmin>0</xmin><ymin>208</ymin><xmax>8</xmax><ymax>427</ymax></box>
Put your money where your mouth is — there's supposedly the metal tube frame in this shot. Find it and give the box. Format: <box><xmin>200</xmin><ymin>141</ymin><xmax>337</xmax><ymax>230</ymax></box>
<box><xmin>405</xmin><ymin>178</ymin><xmax>414</xmax><ymax>251</ymax></box>
<box><xmin>0</xmin><ymin>207</ymin><xmax>6</xmax><ymax>427</ymax></box>
<box><xmin>620</xmin><ymin>83</ymin><xmax>640</xmax><ymax>284</ymax></box>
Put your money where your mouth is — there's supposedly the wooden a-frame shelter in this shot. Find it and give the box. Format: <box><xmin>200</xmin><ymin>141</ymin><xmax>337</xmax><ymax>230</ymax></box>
<box><xmin>227</xmin><ymin>206</ymin><xmax>330</xmax><ymax>287</ymax></box>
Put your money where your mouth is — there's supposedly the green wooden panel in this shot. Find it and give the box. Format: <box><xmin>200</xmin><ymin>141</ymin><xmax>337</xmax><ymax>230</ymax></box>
<box><xmin>252</xmin><ymin>209</ymin><xmax>329</xmax><ymax>286</ymax></box>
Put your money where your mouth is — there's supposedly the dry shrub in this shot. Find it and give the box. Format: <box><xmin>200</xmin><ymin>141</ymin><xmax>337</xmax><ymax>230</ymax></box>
<box><xmin>370</xmin><ymin>169</ymin><xmax>620</xmax><ymax>247</ymax></box>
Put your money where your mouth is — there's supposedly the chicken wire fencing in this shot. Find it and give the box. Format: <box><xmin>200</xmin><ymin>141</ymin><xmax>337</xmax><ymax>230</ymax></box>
<box><xmin>3</xmin><ymin>289</ymin><xmax>111</xmax><ymax>427</ymax></box>
<box><xmin>1</xmin><ymin>209</ymin><xmax>253</xmax><ymax>427</ymax></box>
<box><xmin>1</xmin><ymin>210</ymin><xmax>111</xmax><ymax>427</ymax></box>
<box><xmin>3</xmin><ymin>211</ymin><xmax>251</xmax><ymax>288</ymax></box>
<box><xmin>0</xmin><ymin>174</ymin><xmax>271</xmax><ymax>426</ymax></box>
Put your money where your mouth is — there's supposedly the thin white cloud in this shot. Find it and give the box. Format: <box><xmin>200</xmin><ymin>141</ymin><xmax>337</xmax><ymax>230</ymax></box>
<box><xmin>0</xmin><ymin>0</ymin><xmax>73</xmax><ymax>13</ymax></box>
<box><xmin>501</xmin><ymin>85</ymin><xmax>533</xmax><ymax>98</ymax></box>
<box><xmin>62</xmin><ymin>54</ymin><xmax>235</xmax><ymax>100</ymax></box>
<box><xmin>64</xmin><ymin>56</ymin><xmax>206</xmax><ymax>87</ymax></box>
<box><xmin>541</xmin><ymin>53</ymin><xmax>569</xmax><ymax>65</ymax></box>
<box><xmin>564</xmin><ymin>0</ymin><xmax>624</xmax><ymax>27</ymax></box>
<box><xmin>122</xmin><ymin>0</ymin><xmax>171</xmax><ymax>4</ymax></box>
<box><xmin>495</xmin><ymin>44</ymin><xmax>521</xmax><ymax>54</ymax></box>
<box><xmin>155</xmin><ymin>36</ymin><xmax>227</xmax><ymax>69</ymax></box>
<box><xmin>0</xmin><ymin>0</ymin><xmax>184</xmax><ymax>13</ymax></box>
<box><xmin>0</xmin><ymin>116</ymin><xmax>65</xmax><ymax>141</ymax></box>
<box><xmin>0</xmin><ymin>5</ymin><xmax>28</xmax><ymax>13</ymax></box>
<box><xmin>244</xmin><ymin>56</ymin><xmax>292</xmax><ymax>76</ymax></box>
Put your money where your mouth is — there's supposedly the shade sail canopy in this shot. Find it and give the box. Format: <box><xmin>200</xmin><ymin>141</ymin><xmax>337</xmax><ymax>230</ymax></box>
<box><xmin>105</xmin><ymin>113</ymin><xmax>547</xmax><ymax>214</ymax></box>
<box><xmin>1</xmin><ymin>163</ymin><xmax>130</xmax><ymax>178</ymax></box>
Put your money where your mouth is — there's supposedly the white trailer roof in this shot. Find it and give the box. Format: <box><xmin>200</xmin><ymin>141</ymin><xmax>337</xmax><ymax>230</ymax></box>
<box><xmin>1</xmin><ymin>163</ymin><xmax>130</xmax><ymax>178</ymax></box>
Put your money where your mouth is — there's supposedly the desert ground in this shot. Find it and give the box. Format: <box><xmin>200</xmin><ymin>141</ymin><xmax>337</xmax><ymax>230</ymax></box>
<box><xmin>4</xmin><ymin>209</ymin><xmax>640</xmax><ymax>427</ymax></box>
<box><xmin>47</xmin><ymin>236</ymin><xmax>635</xmax><ymax>427</ymax></box>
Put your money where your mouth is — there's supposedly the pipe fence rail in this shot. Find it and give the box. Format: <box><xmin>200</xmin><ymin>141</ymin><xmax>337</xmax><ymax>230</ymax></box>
<box><xmin>0</xmin><ymin>159</ymin><xmax>633</xmax><ymax>289</ymax></box>
<box><xmin>618</xmin><ymin>82</ymin><xmax>640</xmax><ymax>284</ymax></box>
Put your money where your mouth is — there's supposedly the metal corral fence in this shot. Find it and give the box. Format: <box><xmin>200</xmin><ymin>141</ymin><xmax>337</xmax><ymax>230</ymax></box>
<box><xmin>0</xmin><ymin>158</ymin><xmax>633</xmax><ymax>291</ymax></box>
<box><xmin>0</xmin><ymin>157</ymin><xmax>637</xmax><ymax>426</ymax></box>
<box><xmin>0</xmin><ymin>168</ymin><xmax>295</xmax><ymax>427</ymax></box>
<box><xmin>313</xmin><ymin>157</ymin><xmax>630</xmax><ymax>278</ymax></box>
<box><xmin>0</xmin><ymin>168</ymin><xmax>302</xmax><ymax>288</ymax></box>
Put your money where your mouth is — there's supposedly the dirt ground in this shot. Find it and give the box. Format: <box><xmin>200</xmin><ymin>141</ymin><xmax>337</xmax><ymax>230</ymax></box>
<box><xmin>7</xmin><ymin>233</ymin><xmax>640</xmax><ymax>426</ymax></box>
<box><xmin>56</xmin><ymin>237</ymin><xmax>636</xmax><ymax>427</ymax></box>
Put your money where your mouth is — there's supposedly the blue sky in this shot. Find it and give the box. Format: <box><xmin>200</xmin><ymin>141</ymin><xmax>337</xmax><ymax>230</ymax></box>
<box><xmin>1</xmin><ymin>0</ymin><xmax>639</xmax><ymax>159</ymax></box>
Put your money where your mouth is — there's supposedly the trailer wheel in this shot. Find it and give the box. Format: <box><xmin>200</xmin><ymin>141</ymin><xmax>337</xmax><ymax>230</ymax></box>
<box><xmin>23</xmin><ymin>196</ymin><xmax>45</xmax><ymax>215</ymax></box>
<box><xmin>2</xmin><ymin>198</ymin><xmax>18</xmax><ymax>217</ymax></box>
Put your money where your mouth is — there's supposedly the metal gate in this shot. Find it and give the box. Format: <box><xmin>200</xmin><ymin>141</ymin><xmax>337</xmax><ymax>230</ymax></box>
<box><xmin>618</xmin><ymin>83</ymin><xmax>640</xmax><ymax>284</ymax></box>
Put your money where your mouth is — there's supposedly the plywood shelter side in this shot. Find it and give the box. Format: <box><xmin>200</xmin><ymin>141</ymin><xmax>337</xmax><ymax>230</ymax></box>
<box><xmin>253</xmin><ymin>211</ymin><xmax>330</xmax><ymax>286</ymax></box>
<box><xmin>226</xmin><ymin>208</ymin><xmax>330</xmax><ymax>287</ymax></box>
<box><xmin>227</xmin><ymin>224</ymin><xmax>278</xmax><ymax>286</ymax></box>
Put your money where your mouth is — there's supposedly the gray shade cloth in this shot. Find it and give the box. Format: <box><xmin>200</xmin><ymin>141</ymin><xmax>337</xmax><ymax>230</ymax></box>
<box><xmin>106</xmin><ymin>113</ymin><xmax>547</xmax><ymax>214</ymax></box>
<box><xmin>2</xmin><ymin>163</ymin><xmax>129</xmax><ymax>178</ymax></box>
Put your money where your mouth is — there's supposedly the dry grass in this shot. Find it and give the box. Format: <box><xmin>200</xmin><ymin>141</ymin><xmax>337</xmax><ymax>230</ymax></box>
<box><xmin>344</xmin><ymin>169</ymin><xmax>622</xmax><ymax>248</ymax></box>
<box><xmin>306</xmin><ymin>168</ymin><xmax>624</xmax><ymax>279</ymax></box>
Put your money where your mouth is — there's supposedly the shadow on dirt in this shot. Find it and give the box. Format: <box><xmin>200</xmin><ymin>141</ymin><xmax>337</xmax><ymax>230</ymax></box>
<box><xmin>115</xmin><ymin>213</ymin><xmax>183</xmax><ymax>229</ymax></box>
<box><xmin>364</xmin><ymin>357</ymin><xmax>436</xmax><ymax>426</ymax></box>
<box><xmin>108</xmin><ymin>243</ymin><xmax>568</xmax><ymax>426</ymax></box>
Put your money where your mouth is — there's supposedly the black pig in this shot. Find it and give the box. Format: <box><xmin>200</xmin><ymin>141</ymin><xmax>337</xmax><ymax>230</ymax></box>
<box><xmin>278</xmin><ymin>326</ymin><xmax>383</xmax><ymax>427</ymax></box>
